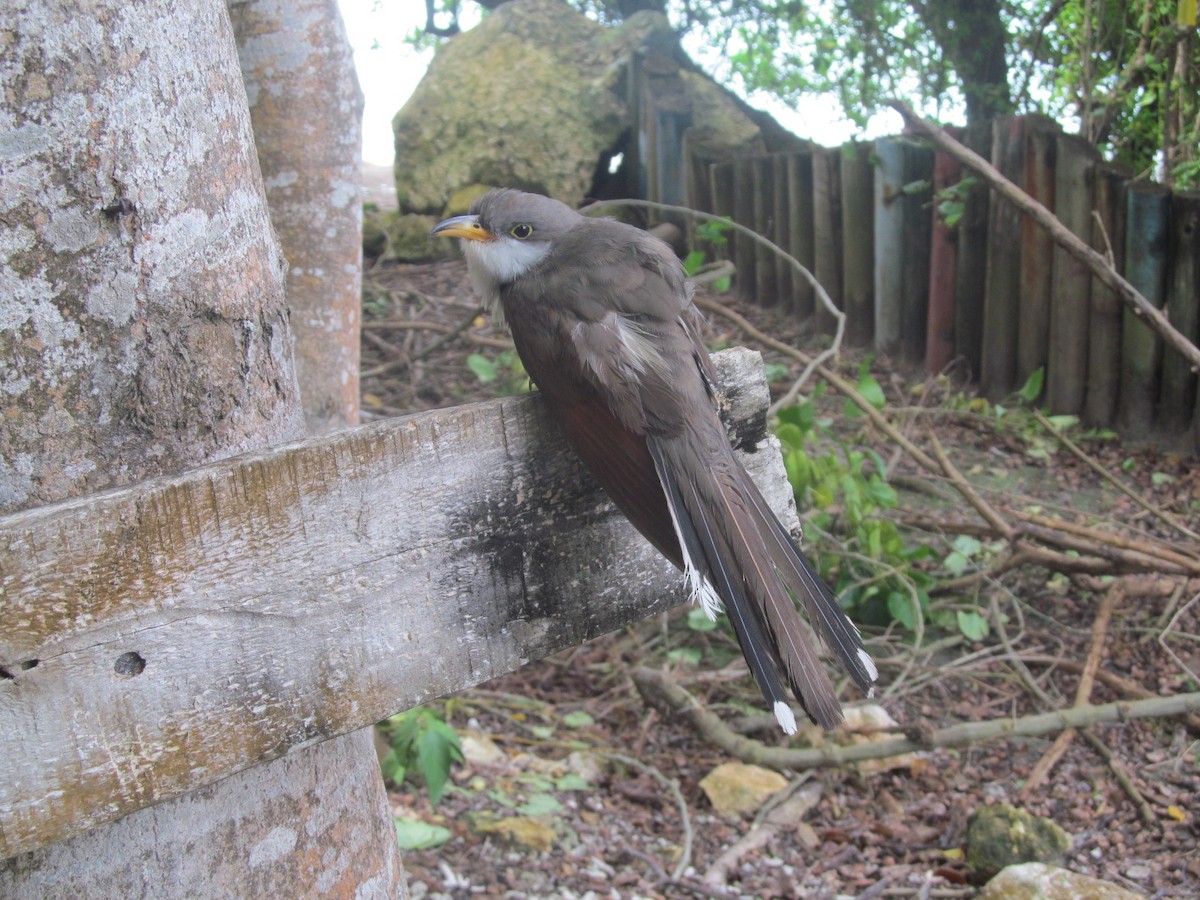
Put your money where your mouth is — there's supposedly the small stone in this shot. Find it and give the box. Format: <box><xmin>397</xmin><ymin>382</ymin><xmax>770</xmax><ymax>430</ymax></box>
<box><xmin>459</xmin><ymin>731</ymin><xmax>506</xmax><ymax>766</ymax></box>
<box><xmin>699</xmin><ymin>761</ymin><xmax>788</xmax><ymax>817</ymax></box>
<box><xmin>978</xmin><ymin>862</ymin><xmax>1144</xmax><ymax>899</ymax></box>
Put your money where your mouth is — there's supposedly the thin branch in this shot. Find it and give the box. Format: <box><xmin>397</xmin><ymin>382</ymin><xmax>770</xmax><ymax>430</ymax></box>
<box><xmin>631</xmin><ymin>667</ymin><xmax>1200</xmax><ymax>770</ymax></box>
<box><xmin>597</xmin><ymin>749</ymin><xmax>694</xmax><ymax>880</ymax></box>
<box><xmin>1021</xmin><ymin>583</ymin><xmax>1122</xmax><ymax>798</ymax></box>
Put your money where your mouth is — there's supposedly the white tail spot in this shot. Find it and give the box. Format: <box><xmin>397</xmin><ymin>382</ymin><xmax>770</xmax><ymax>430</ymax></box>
<box><xmin>774</xmin><ymin>701</ymin><xmax>798</xmax><ymax>735</ymax></box>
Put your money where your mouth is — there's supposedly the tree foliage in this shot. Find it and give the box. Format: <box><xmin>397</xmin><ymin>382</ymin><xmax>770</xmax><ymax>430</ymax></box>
<box><xmin>422</xmin><ymin>0</ymin><xmax>1199</xmax><ymax>185</ymax></box>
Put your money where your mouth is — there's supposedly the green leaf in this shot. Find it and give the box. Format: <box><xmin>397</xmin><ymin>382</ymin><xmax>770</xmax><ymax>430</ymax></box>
<box><xmin>518</xmin><ymin>793</ymin><xmax>564</xmax><ymax>817</ymax></box>
<box><xmin>410</xmin><ymin>718</ymin><xmax>461</xmax><ymax>803</ymax></box>
<box><xmin>1046</xmin><ymin>414</ymin><xmax>1078</xmax><ymax>430</ymax></box>
<box><xmin>887</xmin><ymin>591</ymin><xmax>915</xmax><ymax>630</ymax></box>
<box><xmin>466</xmin><ymin>353</ymin><xmax>498</xmax><ymax>383</ymax></box>
<box><xmin>687</xmin><ymin>607</ymin><xmax>718</xmax><ymax>631</ymax></box>
<box><xmin>561</xmin><ymin>710</ymin><xmax>595</xmax><ymax>729</ymax></box>
<box><xmin>554</xmin><ymin>773</ymin><xmax>591</xmax><ymax>791</ymax></box>
<box><xmin>667</xmin><ymin>646</ymin><xmax>702</xmax><ymax>665</ymax></box>
<box><xmin>943</xmin><ymin>550</ymin><xmax>970</xmax><ymax>576</ymax></box>
<box><xmin>857</xmin><ymin>373</ymin><xmax>886</xmax><ymax>410</ymax></box>
<box><xmin>951</xmin><ymin>534</ymin><xmax>983</xmax><ymax>556</ymax></box>
<box><xmin>682</xmin><ymin>250</ymin><xmax>707</xmax><ymax>276</ymax></box>
<box><xmin>956</xmin><ymin>610</ymin><xmax>989</xmax><ymax>641</ymax></box>
<box><xmin>394</xmin><ymin>817</ymin><xmax>452</xmax><ymax>851</ymax></box>
<box><xmin>775</xmin><ymin>422</ymin><xmax>808</xmax><ymax>451</ymax></box>
<box><xmin>1015</xmin><ymin>368</ymin><xmax>1044</xmax><ymax>403</ymax></box>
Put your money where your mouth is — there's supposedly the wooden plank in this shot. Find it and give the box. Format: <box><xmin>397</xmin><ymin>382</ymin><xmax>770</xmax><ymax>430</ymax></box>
<box><xmin>812</xmin><ymin>146</ymin><xmax>844</xmax><ymax>335</ymax></box>
<box><xmin>953</xmin><ymin>122</ymin><xmax>992</xmax><ymax>378</ymax></box>
<box><xmin>927</xmin><ymin>133</ymin><xmax>961</xmax><ymax>373</ymax></box>
<box><xmin>898</xmin><ymin>142</ymin><xmax>933</xmax><ymax>363</ymax></box>
<box><xmin>980</xmin><ymin>116</ymin><xmax>1025</xmax><ymax>398</ymax></box>
<box><xmin>0</xmin><ymin>349</ymin><xmax>794</xmax><ymax>858</ymax></box>
<box><xmin>873</xmin><ymin>138</ymin><xmax>932</xmax><ymax>360</ymax></box>
<box><xmin>753</xmin><ymin>156</ymin><xmax>780</xmax><ymax>304</ymax></box>
<box><xmin>1084</xmin><ymin>163</ymin><xmax>1128</xmax><ymax>427</ymax></box>
<box><xmin>1117</xmin><ymin>183</ymin><xmax>1171</xmax><ymax>433</ymax></box>
<box><xmin>873</xmin><ymin>138</ymin><xmax>905</xmax><ymax>353</ymax></box>
<box><xmin>1046</xmin><ymin>133</ymin><xmax>1098</xmax><ymax>414</ymax></box>
<box><xmin>733</xmin><ymin>158</ymin><xmax>757</xmax><ymax>298</ymax></box>
<box><xmin>1162</xmin><ymin>190</ymin><xmax>1200</xmax><ymax>435</ymax></box>
<box><xmin>786</xmin><ymin>151</ymin><xmax>816</xmax><ymax>320</ymax></box>
<box><xmin>772</xmin><ymin>153</ymin><xmax>793</xmax><ymax>308</ymax></box>
<box><xmin>840</xmin><ymin>141</ymin><xmax>875</xmax><ymax>346</ymax></box>
<box><xmin>1017</xmin><ymin>116</ymin><xmax>1059</xmax><ymax>392</ymax></box>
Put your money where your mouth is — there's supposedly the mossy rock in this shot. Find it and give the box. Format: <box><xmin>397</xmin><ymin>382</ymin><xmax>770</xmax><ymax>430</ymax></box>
<box><xmin>967</xmin><ymin>804</ymin><xmax>1072</xmax><ymax>880</ymax></box>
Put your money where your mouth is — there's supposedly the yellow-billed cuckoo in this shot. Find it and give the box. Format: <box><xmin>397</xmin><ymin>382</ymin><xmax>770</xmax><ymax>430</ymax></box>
<box><xmin>432</xmin><ymin>189</ymin><xmax>877</xmax><ymax>732</ymax></box>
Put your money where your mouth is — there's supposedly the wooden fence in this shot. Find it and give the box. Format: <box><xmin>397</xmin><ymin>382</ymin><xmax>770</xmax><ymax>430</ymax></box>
<box><xmin>0</xmin><ymin>349</ymin><xmax>791</xmax><ymax>864</ymax></box>
<box><xmin>642</xmin><ymin>105</ymin><xmax>1200</xmax><ymax>449</ymax></box>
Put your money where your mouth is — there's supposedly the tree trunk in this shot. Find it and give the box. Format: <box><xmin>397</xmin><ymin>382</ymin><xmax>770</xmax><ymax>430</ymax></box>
<box><xmin>920</xmin><ymin>0</ymin><xmax>1013</xmax><ymax>124</ymax></box>
<box><xmin>229</xmin><ymin>0</ymin><xmax>365</xmax><ymax>435</ymax></box>
<box><xmin>0</xmin><ymin>0</ymin><xmax>402</xmax><ymax>893</ymax></box>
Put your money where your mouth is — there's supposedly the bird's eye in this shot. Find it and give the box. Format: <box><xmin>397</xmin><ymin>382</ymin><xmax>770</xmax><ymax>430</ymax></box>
<box><xmin>510</xmin><ymin>223</ymin><xmax>533</xmax><ymax>240</ymax></box>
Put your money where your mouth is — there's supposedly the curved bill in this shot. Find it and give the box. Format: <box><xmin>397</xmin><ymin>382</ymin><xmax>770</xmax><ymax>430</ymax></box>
<box><xmin>430</xmin><ymin>214</ymin><xmax>495</xmax><ymax>242</ymax></box>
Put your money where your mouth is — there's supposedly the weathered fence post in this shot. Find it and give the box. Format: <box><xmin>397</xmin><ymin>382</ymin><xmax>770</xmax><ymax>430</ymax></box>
<box><xmin>1046</xmin><ymin>133</ymin><xmax>1099</xmax><ymax>414</ymax></box>
<box><xmin>1161</xmin><ymin>191</ymin><xmax>1200</xmax><ymax>437</ymax></box>
<box><xmin>1085</xmin><ymin>163</ymin><xmax>1129</xmax><ymax>427</ymax></box>
<box><xmin>1018</xmin><ymin>116</ymin><xmax>1060</xmax><ymax>389</ymax></box>
<box><xmin>813</xmin><ymin>146</ymin><xmax>844</xmax><ymax>334</ymax></box>
<box><xmin>841</xmin><ymin>142</ymin><xmax>876</xmax><ymax>347</ymax></box>
<box><xmin>772</xmin><ymin>153</ymin><xmax>794</xmax><ymax>306</ymax></box>
<box><xmin>753</xmin><ymin>156</ymin><xmax>781</xmax><ymax>304</ymax></box>
<box><xmin>953</xmin><ymin>122</ymin><xmax>993</xmax><ymax>379</ymax></box>
<box><xmin>733</xmin><ymin>158</ymin><xmax>758</xmax><ymax>297</ymax></box>
<box><xmin>786</xmin><ymin>151</ymin><xmax>817</xmax><ymax>320</ymax></box>
<box><xmin>1118</xmin><ymin>183</ymin><xmax>1172</xmax><ymax>433</ymax></box>
<box><xmin>873</xmin><ymin>138</ymin><xmax>932</xmax><ymax>361</ymax></box>
<box><xmin>980</xmin><ymin>116</ymin><xmax>1025</xmax><ymax>398</ymax></box>
<box><xmin>926</xmin><ymin>131</ymin><xmax>961</xmax><ymax>373</ymax></box>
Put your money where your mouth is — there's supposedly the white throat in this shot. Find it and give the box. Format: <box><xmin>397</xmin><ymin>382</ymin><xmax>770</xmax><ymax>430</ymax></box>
<box><xmin>462</xmin><ymin>237</ymin><xmax>552</xmax><ymax>296</ymax></box>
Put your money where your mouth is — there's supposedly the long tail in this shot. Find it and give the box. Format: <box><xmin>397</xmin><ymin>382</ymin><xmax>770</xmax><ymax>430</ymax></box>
<box><xmin>648</xmin><ymin>436</ymin><xmax>877</xmax><ymax>731</ymax></box>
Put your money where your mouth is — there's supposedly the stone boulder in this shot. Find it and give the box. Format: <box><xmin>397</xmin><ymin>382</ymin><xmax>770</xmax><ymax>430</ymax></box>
<box><xmin>392</xmin><ymin>0</ymin><xmax>782</xmax><ymax>215</ymax></box>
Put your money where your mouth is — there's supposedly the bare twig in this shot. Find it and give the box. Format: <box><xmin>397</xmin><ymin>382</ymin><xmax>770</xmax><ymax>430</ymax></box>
<box><xmin>597</xmin><ymin>749</ymin><xmax>694</xmax><ymax>880</ymax></box>
<box><xmin>1021</xmin><ymin>584</ymin><xmax>1122</xmax><ymax>798</ymax></box>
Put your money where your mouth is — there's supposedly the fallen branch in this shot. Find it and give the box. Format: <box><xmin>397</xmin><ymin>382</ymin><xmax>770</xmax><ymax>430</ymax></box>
<box><xmin>631</xmin><ymin>667</ymin><xmax>1200</xmax><ymax>770</ymax></box>
<box><xmin>1021</xmin><ymin>584</ymin><xmax>1122</xmax><ymax>798</ymax></box>
<box><xmin>888</xmin><ymin>99</ymin><xmax>1200</xmax><ymax>373</ymax></box>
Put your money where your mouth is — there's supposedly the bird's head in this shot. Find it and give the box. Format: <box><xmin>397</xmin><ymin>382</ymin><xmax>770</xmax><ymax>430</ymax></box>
<box><xmin>431</xmin><ymin>190</ymin><xmax>583</xmax><ymax>292</ymax></box>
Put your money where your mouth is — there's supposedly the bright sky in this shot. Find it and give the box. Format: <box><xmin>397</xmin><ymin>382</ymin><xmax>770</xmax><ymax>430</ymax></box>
<box><xmin>336</xmin><ymin>0</ymin><xmax>900</xmax><ymax>167</ymax></box>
